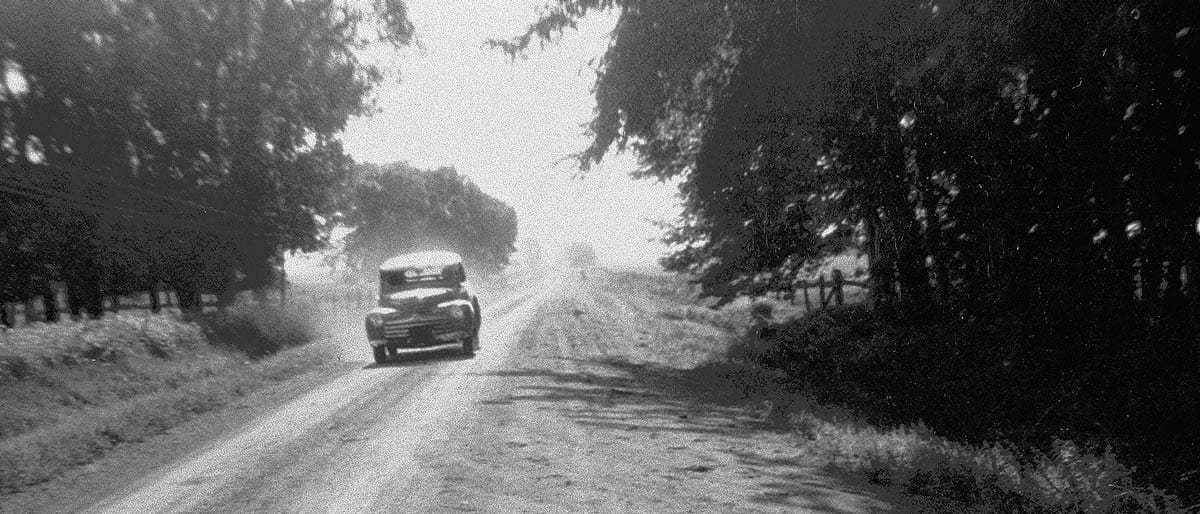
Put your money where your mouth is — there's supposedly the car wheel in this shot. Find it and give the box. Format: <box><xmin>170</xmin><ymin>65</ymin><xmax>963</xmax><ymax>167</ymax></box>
<box><xmin>373</xmin><ymin>345</ymin><xmax>388</xmax><ymax>364</ymax></box>
<box><xmin>461</xmin><ymin>335</ymin><xmax>477</xmax><ymax>357</ymax></box>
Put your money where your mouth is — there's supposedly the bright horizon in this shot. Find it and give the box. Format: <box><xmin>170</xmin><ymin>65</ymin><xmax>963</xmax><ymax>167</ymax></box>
<box><xmin>286</xmin><ymin>1</ymin><xmax>679</xmax><ymax>282</ymax></box>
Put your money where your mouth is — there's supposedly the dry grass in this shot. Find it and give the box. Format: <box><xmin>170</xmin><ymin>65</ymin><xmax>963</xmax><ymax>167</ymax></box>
<box><xmin>776</xmin><ymin>406</ymin><xmax>1185</xmax><ymax>513</ymax></box>
<box><xmin>0</xmin><ymin>313</ymin><xmax>208</xmax><ymax>379</ymax></box>
<box><xmin>0</xmin><ymin>307</ymin><xmax>335</xmax><ymax>492</ymax></box>
<box><xmin>709</xmin><ymin>332</ymin><xmax>1188</xmax><ymax>513</ymax></box>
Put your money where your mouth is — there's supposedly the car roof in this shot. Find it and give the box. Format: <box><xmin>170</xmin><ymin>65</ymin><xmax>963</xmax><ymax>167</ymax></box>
<box><xmin>379</xmin><ymin>251</ymin><xmax>463</xmax><ymax>272</ymax></box>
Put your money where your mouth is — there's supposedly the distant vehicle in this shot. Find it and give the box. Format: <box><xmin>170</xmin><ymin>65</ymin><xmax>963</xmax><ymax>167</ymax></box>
<box><xmin>364</xmin><ymin>251</ymin><xmax>481</xmax><ymax>363</ymax></box>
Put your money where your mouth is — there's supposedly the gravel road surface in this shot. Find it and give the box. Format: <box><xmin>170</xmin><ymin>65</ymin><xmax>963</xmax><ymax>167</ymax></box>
<box><xmin>5</xmin><ymin>272</ymin><xmax>910</xmax><ymax>513</ymax></box>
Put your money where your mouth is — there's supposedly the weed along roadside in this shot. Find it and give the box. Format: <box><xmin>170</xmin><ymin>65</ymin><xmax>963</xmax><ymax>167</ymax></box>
<box><xmin>0</xmin><ymin>305</ymin><xmax>340</xmax><ymax>493</ymax></box>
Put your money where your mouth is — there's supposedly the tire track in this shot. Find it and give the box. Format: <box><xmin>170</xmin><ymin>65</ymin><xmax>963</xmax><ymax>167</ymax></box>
<box><xmin>85</xmin><ymin>276</ymin><xmax>562</xmax><ymax>513</ymax></box>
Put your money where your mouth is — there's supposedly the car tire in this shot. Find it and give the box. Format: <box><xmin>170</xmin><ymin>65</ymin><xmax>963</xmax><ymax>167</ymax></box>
<box><xmin>461</xmin><ymin>335</ymin><xmax>477</xmax><ymax>357</ymax></box>
<box><xmin>373</xmin><ymin>345</ymin><xmax>388</xmax><ymax>364</ymax></box>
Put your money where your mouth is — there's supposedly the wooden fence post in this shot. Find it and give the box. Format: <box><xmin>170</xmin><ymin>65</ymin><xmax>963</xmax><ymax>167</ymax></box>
<box><xmin>818</xmin><ymin>274</ymin><xmax>827</xmax><ymax>308</ymax></box>
<box><xmin>832</xmin><ymin>269</ymin><xmax>845</xmax><ymax>306</ymax></box>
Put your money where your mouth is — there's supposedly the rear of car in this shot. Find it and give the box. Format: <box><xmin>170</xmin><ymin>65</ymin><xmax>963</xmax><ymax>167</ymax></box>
<box><xmin>364</xmin><ymin>251</ymin><xmax>481</xmax><ymax>363</ymax></box>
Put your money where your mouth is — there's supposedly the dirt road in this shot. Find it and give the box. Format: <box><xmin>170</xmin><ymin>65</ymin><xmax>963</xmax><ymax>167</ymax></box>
<box><xmin>7</xmin><ymin>271</ymin><xmax>910</xmax><ymax>513</ymax></box>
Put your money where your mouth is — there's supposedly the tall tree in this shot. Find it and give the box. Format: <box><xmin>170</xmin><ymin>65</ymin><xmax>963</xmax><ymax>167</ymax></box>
<box><xmin>338</xmin><ymin>162</ymin><xmax>518</xmax><ymax>276</ymax></box>
<box><xmin>1</xmin><ymin>0</ymin><xmax>414</xmax><ymax>316</ymax></box>
<box><xmin>500</xmin><ymin>0</ymin><xmax>1200</xmax><ymax>498</ymax></box>
<box><xmin>563</xmin><ymin>241</ymin><xmax>599</xmax><ymax>269</ymax></box>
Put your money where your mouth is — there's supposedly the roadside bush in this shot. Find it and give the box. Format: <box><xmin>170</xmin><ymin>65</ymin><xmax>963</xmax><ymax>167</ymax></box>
<box><xmin>759</xmin><ymin>305</ymin><xmax>1143</xmax><ymax>446</ymax></box>
<box><xmin>197</xmin><ymin>304</ymin><xmax>320</xmax><ymax>358</ymax></box>
<box><xmin>746</xmin><ymin>304</ymin><xmax>1196</xmax><ymax>510</ymax></box>
<box><xmin>817</xmin><ymin>419</ymin><xmax>1182</xmax><ymax>513</ymax></box>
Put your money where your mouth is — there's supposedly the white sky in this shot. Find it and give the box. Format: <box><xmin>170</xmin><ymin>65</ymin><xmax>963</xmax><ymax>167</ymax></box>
<box><xmin>287</xmin><ymin>1</ymin><xmax>679</xmax><ymax>282</ymax></box>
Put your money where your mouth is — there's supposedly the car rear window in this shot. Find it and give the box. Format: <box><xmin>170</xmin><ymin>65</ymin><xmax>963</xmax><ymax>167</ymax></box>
<box><xmin>381</xmin><ymin>265</ymin><xmax>457</xmax><ymax>290</ymax></box>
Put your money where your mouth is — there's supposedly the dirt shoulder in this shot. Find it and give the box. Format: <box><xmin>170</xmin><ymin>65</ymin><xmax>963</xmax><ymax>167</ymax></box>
<box><xmin>0</xmin><ymin>355</ymin><xmax>356</xmax><ymax>513</ymax></box>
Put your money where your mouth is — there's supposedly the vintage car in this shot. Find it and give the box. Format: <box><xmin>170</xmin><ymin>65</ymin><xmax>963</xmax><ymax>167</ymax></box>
<box><xmin>364</xmin><ymin>251</ymin><xmax>481</xmax><ymax>363</ymax></box>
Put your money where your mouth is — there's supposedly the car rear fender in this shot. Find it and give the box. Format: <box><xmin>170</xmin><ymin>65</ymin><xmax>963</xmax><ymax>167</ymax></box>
<box><xmin>365</xmin><ymin>307</ymin><xmax>398</xmax><ymax>340</ymax></box>
<box><xmin>436</xmin><ymin>298</ymin><xmax>473</xmax><ymax>314</ymax></box>
<box><xmin>367</xmin><ymin>306</ymin><xmax>398</xmax><ymax>317</ymax></box>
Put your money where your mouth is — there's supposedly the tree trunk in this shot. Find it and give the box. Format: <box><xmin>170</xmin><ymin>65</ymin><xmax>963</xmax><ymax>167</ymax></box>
<box><xmin>895</xmin><ymin>232</ymin><xmax>931</xmax><ymax>307</ymax></box>
<box><xmin>149</xmin><ymin>285</ymin><xmax>161</xmax><ymax>313</ymax></box>
<box><xmin>1165</xmin><ymin>256</ymin><xmax>1184</xmax><ymax>306</ymax></box>
<box><xmin>217</xmin><ymin>286</ymin><xmax>239</xmax><ymax>311</ymax></box>
<box><xmin>864</xmin><ymin>215</ymin><xmax>895</xmax><ymax>308</ymax></box>
<box><xmin>888</xmin><ymin>197</ymin><xmax>931</xmax><ymax>308</ymax></box>
<box><xmin>85</xmin><ymin>294</ymin><xmax>104</xmax><ymax>318</ymax></box>
<box><xmin>919</xmin><ymin>182</ymin><xmax>951</xmax><ymax>308</ymax></box>
<box><xmin>176</xmin><ymin>287</ymin><xmax>203</xmax><ymax>317</ymax></box>
<box><xmin>25</xmin><ymin>297</ymin><xmax>41</xmax><ymax>324</ymax></box>
<box><xmin>43</xmin><ymin>285</ymin><xmax>60</xmax><ymax>322</ymax></box>
<box><xmin>67</xmin><ymin>288</ymin><xmax>80</xmax><ymax>318</ymax></box>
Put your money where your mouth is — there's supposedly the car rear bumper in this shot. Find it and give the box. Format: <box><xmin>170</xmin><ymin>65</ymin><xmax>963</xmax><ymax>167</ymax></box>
<box><xmin>369</xmin><ymin>328</ymin><xmax>471</xmax><ymax>348</ymax></box>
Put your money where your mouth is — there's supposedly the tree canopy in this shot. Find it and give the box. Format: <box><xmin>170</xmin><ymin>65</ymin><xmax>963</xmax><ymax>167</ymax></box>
<box><xmin>502</xmin><ymin>0</ymin><xmax>1198</xmax><ymax>310</ymax></box>
<box><xmin>562</xmin><ymin>241</ymin><xmax>599</xmax><ymax>269</ymax></box>
<box><xmin>337</xmin><ymin>162</ymin><xmax>518</xmax><ymax>276</ymax></box>
<box><xmin>502</xmin><ymin>0</ymin><xmax>1200</xmax><ymax>499</ymax></box>
<box><xmin>1</xmin><ymin>0</ymin><xmax>414</xmax><ymax>316</ymax></box>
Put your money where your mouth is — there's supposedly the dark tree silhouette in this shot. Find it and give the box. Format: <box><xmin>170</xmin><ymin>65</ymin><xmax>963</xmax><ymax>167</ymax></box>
<box><xmin>501</xmin><ymin>0</ymin><xmax>1200</xmax><ymax>501</ymax></box>
<box><xmin>1</xmin><ymin>0</ymin><xmax>414</xmax><ymax>316</ymax></box>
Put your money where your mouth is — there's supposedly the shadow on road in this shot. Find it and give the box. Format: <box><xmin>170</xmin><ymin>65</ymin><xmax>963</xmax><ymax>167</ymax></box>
<box><xmin>480</xmin><ymin>359</ymin><xmax>908</xmax><ymax>513</ymax></box>
<box><xmin>483</xmin><ymin>364</ymin><xmax>781</xmax><ymax>446</ymax></box>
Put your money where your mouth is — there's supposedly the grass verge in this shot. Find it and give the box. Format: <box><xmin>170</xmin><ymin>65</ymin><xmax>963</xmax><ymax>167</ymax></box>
<box><xmin>622</xmin><ymin>270</ymin><xmax>1187</xmax><ymax>512</ymax></box>
<box><xmin>0</xmin><ymin>306</ymin><xmax>335</xmax><ymax>492</ymax></box>
<box><xmin>705</xmin><ymin>322</ymin><xmax>1188</xmax><ymax>513</ymax></box>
